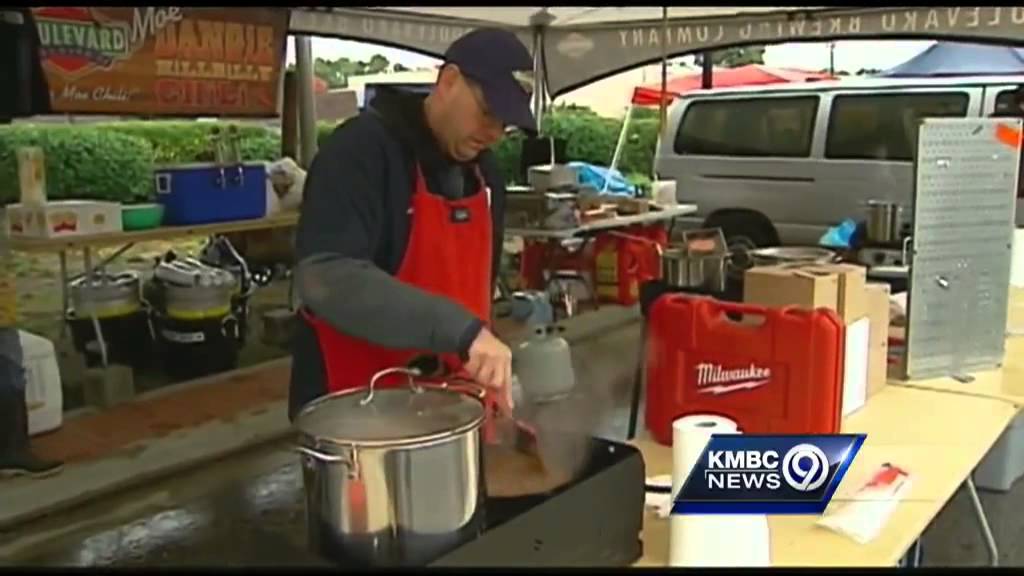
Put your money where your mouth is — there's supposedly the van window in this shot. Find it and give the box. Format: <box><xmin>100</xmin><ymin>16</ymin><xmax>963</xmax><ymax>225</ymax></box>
<box><xmin>825</xmin><ymin>92</ymin><xmax>969</xmax><ymax>161</ymax></box>
<box><xmin>674</xmin><ymin>96</ymin><xmax>818</xmax><ymax>158</ymax></box>
<box><xmin>994</xmin><ymin>88</ymin><xmax>1023</xmax><ymax>115</ymax></box>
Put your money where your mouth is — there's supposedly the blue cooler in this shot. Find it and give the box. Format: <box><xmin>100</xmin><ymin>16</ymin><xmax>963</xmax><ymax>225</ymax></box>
<box><xmin>155</xmin><ymin>163</ymin><xmax>267</xmax><ymax>225</ymax></box>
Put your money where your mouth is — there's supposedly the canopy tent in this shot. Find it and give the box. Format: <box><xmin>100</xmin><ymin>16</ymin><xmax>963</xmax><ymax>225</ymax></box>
<box><xmin>287</xmin><ymin>6</ymin><xmax>1024</xmax><ymax>167</ymax></box>
<box><xmin>288</xmin><ymin>6</ymin><xmax>1024</xmax><ymax>98</ymax></box>
<box><xmin>630</xmin><ymin>64</ymin><xmax>834</xmax><ymax>106</ymax></box>
<box><xmin>878</xmin><ymin>41</ymin><xmax>1024</xmax><ymax>77</ymax></box>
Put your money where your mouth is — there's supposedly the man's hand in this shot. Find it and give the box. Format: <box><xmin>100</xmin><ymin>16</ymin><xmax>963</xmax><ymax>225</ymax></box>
<box><xmin>464</xmin><ymin>327</ymin><xmax>513</xmax><ymax>408</ymax></box>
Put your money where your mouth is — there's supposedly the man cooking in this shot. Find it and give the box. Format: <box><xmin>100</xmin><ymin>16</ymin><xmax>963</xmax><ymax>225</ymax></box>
<box><xmin>288</xmin><ymin>28</ymin><xmax>536</xmax><ymax>420</ymax></box>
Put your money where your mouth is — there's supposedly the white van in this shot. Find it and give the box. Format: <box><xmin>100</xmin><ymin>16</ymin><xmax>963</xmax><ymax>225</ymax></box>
<box><xmin>653</xmin><ymin>74</ymin><xmax>1024</xmax><ymax>247</ymax></box>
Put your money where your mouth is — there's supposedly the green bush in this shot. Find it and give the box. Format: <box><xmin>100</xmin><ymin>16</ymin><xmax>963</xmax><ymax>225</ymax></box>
<box><xmin>0</xmin><ymin>105</ymin><xmax>661</xmax><ymax>206</ymax></box>
<box><xmin>317</xmin><ymin>121</ymin><xmax>343</xmax><ymax>147</ymax></box>
<box><xmin>494</xmin><ymin>106</ymin><xmax>661</xmax><ymax>185</ymax></box>
<box><xmin>97</xmin><ymin>121</ymin><xmax>282</xmax><ymax>164</ymax></box>
<box><xmin>0</xmin><ymin>125</ymin><xmax>156</xmax><ymax>205</ymax></box>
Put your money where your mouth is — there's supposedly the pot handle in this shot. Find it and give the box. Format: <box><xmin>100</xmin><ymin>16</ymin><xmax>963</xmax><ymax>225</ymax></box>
<box><xmin>294</xmin><ymin>445</ymin><xmax>361</xmax><ymax>479</ymax></box>
<box><xmin>294</xmin><ymin>445</ymin><xmax>346</xmax><ymax>463</ymax></box>
<box><xmin>360</xmin><ymin>366</ymin><xmax>423</xmax><ymax>406</ymax></box>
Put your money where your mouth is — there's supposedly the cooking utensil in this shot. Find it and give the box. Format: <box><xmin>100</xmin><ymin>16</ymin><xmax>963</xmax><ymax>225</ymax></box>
<box><xmin>658</xmin><ymin>246</ymin><xmax>728</xmax><ymax>291</ymax></box>
<box><xmin>646</xmin><ymin>228</ymin><xmax>730</xmax><ymax>292</ymax></box>
<box><xmin>864</xmin><ymin>200</ymin><xmax>903</xmax><ymax>245</ymax></box>
<box><xmin>528</xmin><ymin>163</ymin><xmax>577</xmax><ymax>191</ymax></box>
<box><xmin>69</xmin><ymin>271</ymin><xmax>143</xmax><ymax>319</ymax></box>
<box><xmin>406</xmin><ymin>354</ymin><xmax>540</xmax><ymax>455</ymax></box>
<box><xmin>747</xmin><ymin>246</ymin><xmax>838</xmax><ymax>267</ymax></box>
<box><xmin>293</xmin><ymin>365</ymin><xmax>486</xmax><ymax>567</ymax></box>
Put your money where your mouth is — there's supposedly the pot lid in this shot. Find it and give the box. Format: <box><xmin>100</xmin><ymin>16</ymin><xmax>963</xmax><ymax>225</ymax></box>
<box><xmin>70</xmin><ymin>271</ymin><xmax>141</xmax><ymax>291</ymax></box>
<box><xmin>749</xmin><ymin>246</ymin><xmax>835</xmax><ymax>264</ymax></box>
<box><xmin>294</xmin><ymin>374</ymin><xmax>485</xmax><ymax>445</ymax></box>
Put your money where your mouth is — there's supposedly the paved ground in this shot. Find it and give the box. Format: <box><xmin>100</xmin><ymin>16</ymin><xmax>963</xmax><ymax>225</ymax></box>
<box><xmin>1</xmin><ymin>317</ymin><xmax>1022</xmax><ymax>566</ymax></box>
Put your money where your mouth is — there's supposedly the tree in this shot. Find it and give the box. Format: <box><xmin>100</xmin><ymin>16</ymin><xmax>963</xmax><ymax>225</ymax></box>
<box><xmin>393</xmin><ymin>63</ymin><xmax>409</xmax><ymax>72</ymax></box>
<box><xmin>699</xmin><ymin>45</ymin><xmax>766</xmax><ymax>68</ymax></box>
<box><xmin>367</xmin><ymin>54</ymin><xmax>390</xmax><ymax>74</ymax></box>
<box><xmin>290</xmin><ymin>54</ymin><xmax>395</xmax><ymax>89</ymax></box>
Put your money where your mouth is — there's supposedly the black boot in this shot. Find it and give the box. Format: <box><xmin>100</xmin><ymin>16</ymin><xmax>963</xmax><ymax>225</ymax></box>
<box><xmin>0</xmin><ymin>385</ymin><xmax>63</xmax><ymax>479</ymax></box>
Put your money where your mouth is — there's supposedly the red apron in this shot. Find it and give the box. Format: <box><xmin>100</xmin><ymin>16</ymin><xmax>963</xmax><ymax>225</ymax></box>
<box><xmin>304</xmin><ymin>163</ymin><xmax>493</xmax><ymax>392</ymax></box>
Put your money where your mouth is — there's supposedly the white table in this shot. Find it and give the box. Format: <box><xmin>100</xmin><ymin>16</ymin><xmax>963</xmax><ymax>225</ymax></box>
<box><xmin>504</xmin><ymin>204</ymin><xmax>697</xmax><ymax>240</ymax></box>
<box><xmin>502</xmin><ymin>204</ymin><xmax>697</xmax><ymax>313</ymax></box>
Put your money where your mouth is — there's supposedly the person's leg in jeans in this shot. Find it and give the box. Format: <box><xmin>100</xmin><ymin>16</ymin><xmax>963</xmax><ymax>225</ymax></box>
<box><xmin>0</xmin><ymin>327</ymin><xmax>62</xmax><ymax>478</ymax></box>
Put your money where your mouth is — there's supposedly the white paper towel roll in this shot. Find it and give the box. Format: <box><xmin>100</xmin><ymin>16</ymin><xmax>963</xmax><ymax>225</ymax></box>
<box><xmin>1011</xmin><ymin>229</ymin><xmax>1024</xmax><ymax>288</ymax></box>
<box><xmin>669</xmin><ymin>414</ymin><xmax>772</xmax><ymax>567</ymax></box>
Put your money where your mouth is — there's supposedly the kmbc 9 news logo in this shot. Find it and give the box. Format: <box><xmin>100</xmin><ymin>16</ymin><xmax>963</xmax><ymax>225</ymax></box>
<box><xmin>672</xmin><ymin>435</ymin><xmax>866</xmax><ymax>515</ymax></box>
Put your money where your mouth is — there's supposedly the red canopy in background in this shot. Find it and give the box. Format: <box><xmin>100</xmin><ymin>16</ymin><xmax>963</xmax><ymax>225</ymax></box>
<box><xmin>631</xmin><ymin>64</ymin><xmax>835</xmax><ymax>106</ymax></box>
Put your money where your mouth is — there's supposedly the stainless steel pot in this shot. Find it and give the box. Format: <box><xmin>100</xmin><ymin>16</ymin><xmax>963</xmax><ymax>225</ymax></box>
<box><xmin>658</xmin><ymin>245</ymin><xmax>728</xmax><ymax>292</ymax></box>
<box><xmin>865</xmin><ymin>200</ymin><xmax>903</xmax><ymax>245</ymax></box>
<box><xmin>163</xmin><ymin>282</ymin><xmax>236</xmax><ymax>320</ymax></box>
<box><xmin>294</xmin><ymin>367</ymin><xmax>487</xmax><ymax>567</ymax></box>
<box><xmin>69</xmin><ymin>271</ymin><xmax>142</xmax><ymax>319</ymax></box>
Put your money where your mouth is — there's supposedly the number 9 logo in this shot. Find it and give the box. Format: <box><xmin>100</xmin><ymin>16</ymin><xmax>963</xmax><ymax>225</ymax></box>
<box><xmin>782</xmin><ymin>443</ymin><xmax>830</xmax><ymax>492</ymax></box>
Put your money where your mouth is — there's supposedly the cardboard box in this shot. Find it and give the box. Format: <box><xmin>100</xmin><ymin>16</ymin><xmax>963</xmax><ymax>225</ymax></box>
<box><xmin>803</xmin><ymin>263</ymin><xmax>867</xmax><ymax>324</ymax></box>
<box><xmin>743</xmin><ymin>265</ymin><xmax>840</xmax><ymax>312</ymax></box>
<box><xmin>865</xmin><ymin>282</ymin><xmax>892</xmax><ymax>397</ymax></box>
<box><xmin>5</xmin><ymin>201</ymin><xmax>122</xmax><ymax>239</ymax></box>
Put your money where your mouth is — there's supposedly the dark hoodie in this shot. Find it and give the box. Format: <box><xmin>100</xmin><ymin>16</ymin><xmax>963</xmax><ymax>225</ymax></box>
<box><xmin>288</xmin><ymin>87</ymin><xmax>507</xmax><ymax>419</ymax></box>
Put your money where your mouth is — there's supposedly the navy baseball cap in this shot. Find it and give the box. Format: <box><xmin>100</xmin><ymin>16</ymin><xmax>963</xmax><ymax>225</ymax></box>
<box><xmin>444</xmin><ymin>27</ymin><xmax>537</xmax><ymax>133</ymax></box>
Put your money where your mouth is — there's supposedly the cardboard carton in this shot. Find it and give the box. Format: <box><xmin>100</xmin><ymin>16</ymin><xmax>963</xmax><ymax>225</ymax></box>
<box><xmin>803</xmin><ymin>263</ymin><xmax>867</xmax><ymax>324</ymax></box>
<box><xmin>743</xmin><ymin>265</ymin><xmax>840</xmax><ymax>312</ymax></box>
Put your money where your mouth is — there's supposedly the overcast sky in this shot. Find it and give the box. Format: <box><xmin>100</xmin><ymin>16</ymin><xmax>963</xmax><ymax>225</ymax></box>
<box><xmin>287</xmin><ymin>37</ymin><xmax>936</xmax><ymax>75</ymax></box>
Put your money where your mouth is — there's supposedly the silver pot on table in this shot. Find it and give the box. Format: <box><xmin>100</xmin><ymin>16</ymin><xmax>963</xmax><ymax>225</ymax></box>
<box><xmin>864</xmin><ymin>200</ymin><xmax>904</xmax><ymax>245</ymax></box>
<box><xmin>293</xmin><ymin>367</ymin><xmax>487</xmax><ymax>567</ymax></box>
<box><xmin>656</xmin><ymin>228</ymin><xmax>730</xmax><ymax>292</ymax></box>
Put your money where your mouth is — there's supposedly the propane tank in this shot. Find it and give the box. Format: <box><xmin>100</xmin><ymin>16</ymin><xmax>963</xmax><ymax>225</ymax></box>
<box><xmin>508</xmin><ymin>290</ymin><xmax>554</xmax><ymax>326</ymax></box>
<box><xmin>512</xmin><ymin>300</ymin><xmax>576</xmax><ymax>406</ymax></box>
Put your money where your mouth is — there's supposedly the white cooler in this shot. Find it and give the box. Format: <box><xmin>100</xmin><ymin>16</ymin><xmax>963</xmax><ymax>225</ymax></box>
<box><xmin>20</xmin><ymin>330</ymin><xmax>63</xmax><ymax>436</ymax></box>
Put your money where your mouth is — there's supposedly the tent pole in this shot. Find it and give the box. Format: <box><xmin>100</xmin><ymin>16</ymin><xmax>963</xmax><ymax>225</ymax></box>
<box><xmin>606</xmin><ymin>103</ymin><xmax>634</xmax><ymax>194</ymax></box>
<box><xmin>658</xmin><ymin>6</ymin><xmax>669</xmax><ymax>139</ymax></box>
<box><xmin>701</xmin><ymin>51</ymin><xmax>713</xmax><ymax>89</ymax></box>
<box><xmin>295</xmin><ymin>34</ymin><xmax>318</xmax><ymax>169</ymax></box>
<box><xmin>532</xmin><ymin>26</ymin><xmax>545</xmax><ymax>130</ymax></box>
<box><xmin>528</xmin><ymin>9</ymin><xmax>554</xmax><ymax>130</ymax></box>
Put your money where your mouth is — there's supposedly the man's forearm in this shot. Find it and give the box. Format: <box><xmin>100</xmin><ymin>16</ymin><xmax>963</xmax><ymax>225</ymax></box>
<box><xmin>295</xmin><ymin>253</ymin><xmax>483</xmax><ymax>355</ymax></box>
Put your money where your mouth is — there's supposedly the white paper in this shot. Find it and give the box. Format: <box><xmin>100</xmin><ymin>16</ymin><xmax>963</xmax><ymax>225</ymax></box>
<box><xmin>842</xmin><ymin>318</ymin><xmax>870</xmax><ymax>417</ymax></box>
<box><xmin>669</xmin><ymin>414</ymin><xmax>771</xmax><ymax>567</ymax></box>
<box><xmin>1012</xmin><ymin>229</ymin><xmax>1024</xmax><ymax>288</ymax></box>
<box><xmin>817</xmin><ymin>468</ymin><xmax>913</xmax><ymax>545</ymax></box>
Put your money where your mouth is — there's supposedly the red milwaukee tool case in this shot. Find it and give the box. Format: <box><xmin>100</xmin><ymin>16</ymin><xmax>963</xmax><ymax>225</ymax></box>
<box><xmin>645</xmin><ymin>294</ymin><xmax>845</xmax><ymax>445</ymax></box>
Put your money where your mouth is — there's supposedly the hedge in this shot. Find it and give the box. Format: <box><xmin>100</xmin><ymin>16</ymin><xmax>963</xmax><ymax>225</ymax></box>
<box><xmin>0</xmin><ymin>126</ymin><xmax>156</xmax><ymax>205</ymax></box>
<box><xmin>492</xmin><ymin>105</ymin><xmax>660</xmax><ymax>185</ymax></box>
<box><xmin>96</xmin><ymin>121</ymin><xmax>282</xmax><ymax>164</ymax></box>
<box><xmin>0</xmin><ymin>107</ymin><xmax>661</xmax><ymax>205</ymax></box>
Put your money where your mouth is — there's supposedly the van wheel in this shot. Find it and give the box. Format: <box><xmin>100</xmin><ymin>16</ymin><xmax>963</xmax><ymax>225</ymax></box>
<box><xmin>702</xmin><ymin>210</ymin><xmax>779</xmax><ymax>280</ymax></box>
<box><xmin>702</xmin><ymin>209</ymin><xmax>780</xmax><ymax>249</ymax></box>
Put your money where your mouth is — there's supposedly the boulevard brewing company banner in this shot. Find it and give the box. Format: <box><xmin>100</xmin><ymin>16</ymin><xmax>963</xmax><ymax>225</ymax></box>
<box><xmin>30</xmin><ymin>6</ymin><xmax>289</xmax><ymax>117</ymax></box>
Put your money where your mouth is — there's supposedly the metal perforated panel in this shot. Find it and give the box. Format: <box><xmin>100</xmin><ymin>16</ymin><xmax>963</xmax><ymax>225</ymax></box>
<box><xmin>905</xmin><ymin>118</ymin><xmax>1021</xmax><ymax>380</ymax></box>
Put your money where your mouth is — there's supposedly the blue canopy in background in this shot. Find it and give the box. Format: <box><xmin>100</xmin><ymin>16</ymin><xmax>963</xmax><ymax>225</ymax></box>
<box><xmin>878</xmin><ymin>41</ymin><xmax>1024</xmax><ymax>77</ymax></box>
